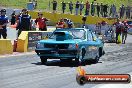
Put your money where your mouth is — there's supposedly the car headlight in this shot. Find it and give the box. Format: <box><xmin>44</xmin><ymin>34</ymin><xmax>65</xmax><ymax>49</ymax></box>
<box><xmin>36</xmin><ymin>43</ymin><xmax>44</xmax><ymax>49</ymax></box>
<box><xmin>68</xmin><ymin>44</ymin><xmax>78</xmax><ymax>49</ymax></box>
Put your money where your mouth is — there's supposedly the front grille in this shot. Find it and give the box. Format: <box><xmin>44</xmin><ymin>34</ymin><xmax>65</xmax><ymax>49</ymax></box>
<box><xmin>44</xmin><ymin>44</ymin><xmax>69</xmax><ymax>49</ymax></box>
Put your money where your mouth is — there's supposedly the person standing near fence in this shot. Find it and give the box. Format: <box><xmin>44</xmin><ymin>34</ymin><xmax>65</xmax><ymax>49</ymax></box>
<box><xmin>111</xmin><ymin>4</ymin><xmax>116</xmax><ymax>18</ymax></box>
<box><xmin>79</xmin><ymin>1</ymin><xmax>84</xmax><ymax>15</ymax></box>
<box><xmin>75</xmin><ymin>1</ymin><xmax>80</xmax><ymax>15</ymax></box>
<box><xmin>11</xmin><ymin>11</ymin><xmax>16</xmax><ymax>25</ymax></box>
<box><xmin>0</xmin><ymin>9</ymin><xmax>9</xmax><ymax>39</ymax></box>
<box><xmin>119</xmin><ymin>4</ymin><xmax>125</xmax><ymax>19</ymax></box>
<box><xmin>103</xmin><ymin>4</ymin><xmax>108</xmax><ymax>17</ymax></box>
<box><xmin>61</xmin><ymin>1</ymin><xmax>66</xmax><ymax>14</ymax></box>
<box><xmin>69</xmin><ymin>1</ymin><xmax>73</xmax><ymax>14</ymax></box>
<box><xmin>100</xmin><ymin>3</ymin><xmax>104</xmax><ymax>17</ymax></box>
<box><xmin>85</xmin><ymin>1</ymin><xmax>90</xmax><ymax>16</ymax></box>
<box><xmin>91</xmin><ymin>1</ymin><xmax>95</xmax><ymax>16</ymax></box>
<box><xmin>52</xmin><ymin>0</ymin><xmax>57</xmax><ymax>13</ymax></box>
<box><xmin>96</xmin><ymin>3</ymin><xmax>100</xmax><ymax>17</ymax></box>
<box><xmin>126</xmin><ymin>6</ymin><xmax>131</xmax><ymax>19</ymax></box>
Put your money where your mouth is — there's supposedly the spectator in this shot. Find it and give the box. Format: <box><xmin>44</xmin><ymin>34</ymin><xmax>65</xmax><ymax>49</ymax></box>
<box><xmin>103</xmin><ymin>4</ymin><xmax>108</xmax><ymax>17</ymax></box>
<box><xmin>17</xmin><ymin>9</ymin><xmax>31</xmax><ymax>37</ymax></box>
<box><xmin>79</xmin><ymin>1</ymin><xmax>84</xmax><ymax>15</ymax></box>
<box><xmin>48</xmin><ymin>1</ymin><xmax>51</xmax><ymax>10</ymax></box>
<box><xmin>11</xmin><ymin>10</ymin><xmax>16</xmax><ymax>25</ymax></box>
<box><xmin>64</xmin><ymin>18</ymin><xmax>74</xmax><ymax>28</ymax></box>
<box><xmin>69</xmin><ymin>1</ymin><xmax>73</xmax><ymax>14</ymax></box>
<box><xmin>113</xmin><ymin>19</ymin><xmax>122</xmax><ymax>43</ymax></box>
<box><xmin>0</xmin><ymin>9</ymin><xmax>9</xmax><ymax>39</ymax></box>
<box><xmin>16</xmin><ymin>12</ymin><xmax>22</xmax><ymax>21</ymax></box>
<box><xmin>122</xmin><ymin>21</ymin><xmax>129</xmax><ymax>44</ymax></box>
<box><xmin>75</xmin><ymin>1</ymin><xmax>80</xmax><ymax>15</ymax></box>
<box><xmin>52</xmin><ymin>0</ymin><xmax>57</xmax><ymax>13</ymax></box>
<box><xmin>109</xmin><ymin>5</ymin><xmax>112</xmax><ymax>17</ymax></box>
<box><xmin>111</xmin><ymin>4</ymin><xmax>116</xmax><ymax>18</ymax></box>
<box><xmin>82</xmin><ymin>15</ymin><xmax>87</xmax><ymax>27</ymax></box>
<box><xmin>91</xmin><ymin>1</ymin><xmax>95</xmax><ymax>16</ymax></box>
<box><xmin>96</xmin><ymin>3</ymin><xmax>100</xmax><ymax>17</ymax></box>
<box><xmin>56</xmin><ymin>18</ymin><xmax>65</xmax><ymax>28</ymax></box>
<box><xmin>61</xmin><ymin>1</ymin><xmax>66</xmax><ymax>14</ymax></box>
<box><xmin>85</xmin><ymin>1</ymin><xmax>90</xmax><ymax>16</ymax></box>
<box><xmin>100</xmin><ymin>20</ymin><xmax>108</xmax><ymax>36</ymax></box>
<box><xmin>126</xmin><ymin>6</ymin><xmax>131</xmax><ymax>19</ymax></box>
<box><xmin>31</xmin><ymin>19</ymin><xmax>36</xmax><ymax>31</ymax></box>
<box><xmin>100</xmin><ymin>3</ymin><xmax>104</xmax><ymax>17</ymax></box>
<box><xmin>119</xmin><ymin>4</ymin><xmax>125</xmax><ymax>19</ymax></box>
<box><xmin>35</xmin><ymin>13</ymin><xmax>49</xmax><ymax>31</ymax></box>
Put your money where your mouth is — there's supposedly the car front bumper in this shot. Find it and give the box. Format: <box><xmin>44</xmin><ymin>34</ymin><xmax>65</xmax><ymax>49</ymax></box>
<box><xmin>35</xmin><ymin>49</ymin><xmax>78</xmax><ymax>59</ymax></box>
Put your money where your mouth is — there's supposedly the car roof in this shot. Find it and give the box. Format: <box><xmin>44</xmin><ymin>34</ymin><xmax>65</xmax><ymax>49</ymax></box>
<box><xmin>55</xmin><ymin>28</ymin><xmax>90</xmax><ymax>31</ymax></box>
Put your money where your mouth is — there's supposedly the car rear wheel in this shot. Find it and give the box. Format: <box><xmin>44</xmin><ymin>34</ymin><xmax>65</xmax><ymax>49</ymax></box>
<box><xmin>40</xmin><ymin>56</ymin><xmax>47</xmax><ymax>64</ymax></box>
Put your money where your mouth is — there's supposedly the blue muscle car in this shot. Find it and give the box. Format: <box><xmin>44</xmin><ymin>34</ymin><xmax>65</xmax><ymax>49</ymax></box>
<box><xmin>35</xmin><ymin>28</ymin><xmax>104</xmax><ymax>64</ymax></box>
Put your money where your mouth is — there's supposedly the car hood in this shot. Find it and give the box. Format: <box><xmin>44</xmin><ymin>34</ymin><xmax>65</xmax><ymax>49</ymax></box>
<box><xmin>38</xmin><ymin>39</ymin><xmax>83</xmax><ymax>44</ymax></box>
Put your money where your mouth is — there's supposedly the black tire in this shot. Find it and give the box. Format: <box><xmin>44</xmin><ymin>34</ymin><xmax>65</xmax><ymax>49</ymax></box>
<box><xmin>76</xmin><ymin>75</ymin><xmax>86</xmax><ymax>85</ymax></box>
<box><xmin>92</xmin><ymin>56</ymin><xmax>99</xmax><ymax>63</ymax></box>
<box><xmin>75</xmin><ymin>49</ymin><xmax>86</xmax><ymax>65</ymax></box>
<box><xmin>40</xmin><ymin>56</ymin><xmax>47</xmax><ymax>64</ymax></box>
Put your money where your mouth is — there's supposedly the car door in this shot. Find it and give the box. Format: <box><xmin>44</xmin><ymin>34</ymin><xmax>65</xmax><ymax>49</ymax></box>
<box><xmin>84</xmin><ymin>31</ymin><xmax>94</xmax><ymax>59</ymax></box>
<box><xmin>91</xmin><ymin>32</ymin><xmax>101</xmax><ymax>58</ymax></box>
<box><xmin>86</xmin><ymin>32</ymin><xmax>99</xmax><ymax>59</ymax></box>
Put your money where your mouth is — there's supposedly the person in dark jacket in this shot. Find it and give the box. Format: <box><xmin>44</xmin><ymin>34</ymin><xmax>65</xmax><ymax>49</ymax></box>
<box><xmin>0</xmin><ymin>9</ymin><xmax>9</xmax><ymax>39</ymax></box>
<box><xmin>69</xmin><ymin>1</ymin><xmax>73</xmax><ymax>14</ymax></box>
<box><xmin>79</xmin><ymin>1</ymin><xmax>84</xmax><ymax>15</ymax></box>
<box><xmin>52</xmin><ymin>0</ymin><xmax>57</xmax><ymax>13</ymax></box>
<box><xmin>17</xmin><ymin>9</ymin><xmax>31</xmax><ymax>37</ymax></box>
<box><xmin>75</xmin><ymin>1</ymin><xmax>80</xmax><ymax>15</ymax></box>
<box><xmin>11</xmin><ymin>11</ymin><xmax>16</xmax><ymax>25</ymax></box>
<box><xmin>122</xmin><ymin>21</ymin><xmax>129</xmax><ymax>44</ymax></box>
<box><xmin>91</xmin><ymin>1</ymin><xmax>95</xmax><ymax>16</ymax></box>
<box><xmin>61</xmin><ymin>1</ymin><xmax>66</xmax><ymax>13</ymax></box>
<box><xmin>96</xmin><ymin>3</ymin><xmax>100</xmax><ymax>17</ymax></box>
<box><xmin>100</xmin><ymin>3</ymin><xmax>103</xmax><ymax>17</ymax></box>
<box><xmin>103</xmin><ymin>4</ymin><xmax>108</xmax><ymax>17</ymax></box>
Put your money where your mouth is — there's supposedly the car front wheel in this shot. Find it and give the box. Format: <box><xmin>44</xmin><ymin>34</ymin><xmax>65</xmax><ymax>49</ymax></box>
<box><xmin>40</xmin><ymin>56</ymin><xmax>47</xmax><ymax>64</ymax></box>
<box><xmin>75</xmin><ymin>49</ymin><xmax>86</xmax><ymax>64</ymax></box>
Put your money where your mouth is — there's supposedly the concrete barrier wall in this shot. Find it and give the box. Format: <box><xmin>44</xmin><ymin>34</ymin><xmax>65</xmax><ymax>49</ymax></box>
<box><xmin>0</xmin><ymin>39</ymin><xmax>13</xmax><ymax>54</ymax></box>
<box><xmin>16</xmin><ymin>31</ymin><xmax>53</xmax><ymax>52</ymax></box>
<box><xmin>16</xmin><ymin>31</ymin><xmax>28</xmax><ymax>52</ymax></box>
<box><xmin>28</xmin><ymin>11</ymin><xmax>116</xmax><ymax>25</ymax></box>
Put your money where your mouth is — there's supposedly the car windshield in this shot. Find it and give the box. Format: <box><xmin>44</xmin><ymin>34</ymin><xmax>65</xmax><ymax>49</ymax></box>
<box><xmin>50</xmin><ymin>29</ymin><xmax>86</xmax><ymax>40</ymax></box>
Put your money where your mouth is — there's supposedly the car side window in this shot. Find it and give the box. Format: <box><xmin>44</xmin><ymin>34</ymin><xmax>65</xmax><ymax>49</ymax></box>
<box><xmin>91</xmin><ymin>32</ymin><xmax>97</xmax><ymax>41</ymax></box>
<box><xmin>67</xmin><ymin>34</ymin><xmax>73</xmax><ymax>40</ymax></box>
<box><xmin>87</xmin><ymin>32</ymin><xmax>93</xmax><ymax>41</ymax></box>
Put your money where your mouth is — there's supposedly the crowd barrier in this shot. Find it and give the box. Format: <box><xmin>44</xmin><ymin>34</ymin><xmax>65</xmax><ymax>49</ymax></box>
<box><xmin>28</xmin><ymin>11</ymin><xmax>116</xmax><ymax>25</ymax></box>
<box><xmin>0</xmin><ymin>39</ymin><xmax>13</xmax><ymax>54</ymax></box>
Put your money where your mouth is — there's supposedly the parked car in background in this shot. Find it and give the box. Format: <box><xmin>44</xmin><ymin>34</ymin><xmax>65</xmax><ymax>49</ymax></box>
<box><xmin>35</xmin><ymin>28</ymin><xmax>104</xmax><ymax>64</ymax></box>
